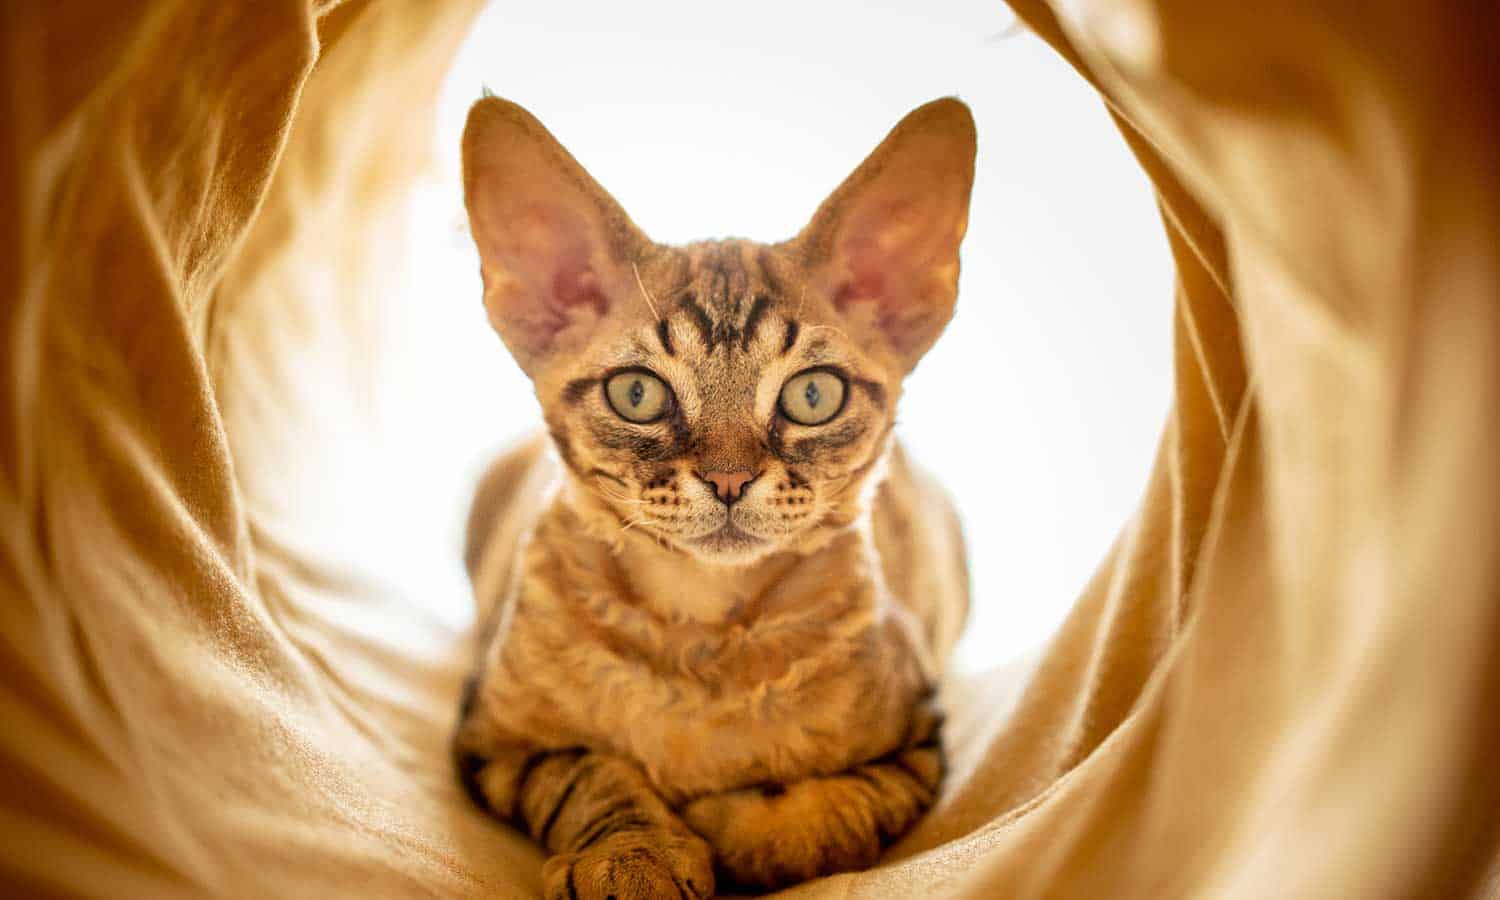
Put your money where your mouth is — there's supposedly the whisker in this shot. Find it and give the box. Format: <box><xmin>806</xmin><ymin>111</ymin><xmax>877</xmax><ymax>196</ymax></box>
<box><xmin>592</xmin><ymin>477</ymin><xmax>651</xmax><ymax>508</ymax></box>
<box><xmin>619</xmin><ymin>515</ymin><xmax>653</xmax><ymax>535</ymax></box>
<box><xmin>631</xmin><ymin>260</ymin><xmax>662</xmax><ymax>323</ymax></box>
<box><xmin>602</xmin><ymin>492</ymin><xmax>651</xmax><ymax>509</ymax></box>
<box><xmin>802</xmin><ymin>323</ymin><xmax>852</xmax><ymax>343</ymax></box>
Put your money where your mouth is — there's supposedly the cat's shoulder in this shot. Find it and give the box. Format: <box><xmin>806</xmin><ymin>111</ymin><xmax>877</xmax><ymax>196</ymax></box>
<box><xmin>465</xmin><ymin>431</ymin><xmax>562</xmax><ymax>628</ymax></box>
<box><xmin>464</xmin><ymin>433</ymin><xmax>555</xmax><ymax>569</ymax></box>
<box><xmin>872</xmin><ymin>440</ymin><xmax>970</xmax><ymax>664</ymax></box>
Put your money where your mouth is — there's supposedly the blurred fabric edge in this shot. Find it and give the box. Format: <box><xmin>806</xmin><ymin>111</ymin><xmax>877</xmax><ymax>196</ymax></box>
<box><xmin>1</xmin><ymin>1</ymin><xmax>1497</xmax><ymax>899</ymax></box>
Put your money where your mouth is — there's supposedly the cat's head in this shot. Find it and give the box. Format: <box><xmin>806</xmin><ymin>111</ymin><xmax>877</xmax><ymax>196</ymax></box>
<box><xmin>462</xmin><ymin>97</ymin><xmax>975</xmax><ymax>566</ymax></box>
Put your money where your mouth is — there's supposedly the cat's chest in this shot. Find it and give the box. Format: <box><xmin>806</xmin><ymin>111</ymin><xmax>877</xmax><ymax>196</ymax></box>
<box><xmin>489</xmin><ymin>582</ymin><xmax>932</xmax><ymax>803</ymax></box>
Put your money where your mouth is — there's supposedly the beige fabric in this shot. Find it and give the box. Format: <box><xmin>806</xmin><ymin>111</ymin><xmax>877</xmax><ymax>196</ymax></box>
<box><xmin>3</xmin><ymin>1</ymin><xmax>1497</xmax><ymax>898</ymax></box>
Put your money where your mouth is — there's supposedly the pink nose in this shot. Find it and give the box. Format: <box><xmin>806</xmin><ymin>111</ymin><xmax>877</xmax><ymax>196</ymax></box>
<box><xmin>700</xmin><ymin>470</ymin><xmax>756</xmax><ymax>504</ymax></box>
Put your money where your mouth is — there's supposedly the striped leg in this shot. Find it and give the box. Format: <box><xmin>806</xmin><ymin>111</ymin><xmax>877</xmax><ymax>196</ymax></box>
<box><xmin>459</xmin><ymin>741</ymin><xmax>714</xmax><ymax>900</ymax></box>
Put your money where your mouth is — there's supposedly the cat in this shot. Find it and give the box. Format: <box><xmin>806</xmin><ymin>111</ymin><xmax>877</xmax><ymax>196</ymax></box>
<box><xmin>453</xmin><ymin>95</ymin><xmax>975</xmax><ymax>900</ymax></box>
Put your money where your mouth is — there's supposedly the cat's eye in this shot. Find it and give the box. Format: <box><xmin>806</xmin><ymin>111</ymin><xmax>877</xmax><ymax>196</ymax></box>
<box><xmin>605</xmin><ymin>370</ymin><xmax>672</xmax><ymax>423</ymax></box>
<box><xmin>779</xmin><ymin>369</ymin><xmax>847</xmax><ymax>426</ymax></box>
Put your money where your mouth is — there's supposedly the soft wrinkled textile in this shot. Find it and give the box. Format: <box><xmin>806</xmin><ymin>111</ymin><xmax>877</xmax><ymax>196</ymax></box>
<box><xmin>2</xmin><ymin>1</ymin><xmax>1497</xmax><ymax>898</ymax></box>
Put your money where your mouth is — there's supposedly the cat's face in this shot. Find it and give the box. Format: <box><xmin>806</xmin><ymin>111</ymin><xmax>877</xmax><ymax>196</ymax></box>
<box><xmin>462</xmin><ymin>98</ymin><xmax>975</xmax><ymax>565</ymax></box>
<box><xmin>527</xmin><ymin>240</ymin><xmax>898</xmax><ymax>564</ymax></box>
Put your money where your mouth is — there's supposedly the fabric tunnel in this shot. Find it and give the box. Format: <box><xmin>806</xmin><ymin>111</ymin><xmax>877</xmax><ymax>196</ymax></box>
<box><xmin>3</xmin><ymin>1</ymin><xmax>1497</xmax><ymax>897</ymax></box>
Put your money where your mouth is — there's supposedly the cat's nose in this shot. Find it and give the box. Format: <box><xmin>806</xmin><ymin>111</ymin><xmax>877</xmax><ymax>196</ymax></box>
<box><xmin>698</xmin><ymin>470</ymin><xmax>757</xmax><ymax>505</ymax></box>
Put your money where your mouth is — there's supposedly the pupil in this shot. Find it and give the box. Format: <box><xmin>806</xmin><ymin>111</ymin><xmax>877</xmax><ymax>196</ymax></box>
<box><xmin>628</xmin><ymin>379</ymin><xmax>645</xmax><ymax>407</ymax></box>
<box><xmin>805</xmin><ymin>380</ymin><xmax>821</xmax><ymax>408</ymax></box>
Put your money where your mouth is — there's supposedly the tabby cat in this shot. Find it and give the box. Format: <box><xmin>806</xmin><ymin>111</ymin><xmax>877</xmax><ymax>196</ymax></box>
<box><xmin>454</xmin><ymin>96</ymin><xmax>975</xmax><ymax>899</ymax></box>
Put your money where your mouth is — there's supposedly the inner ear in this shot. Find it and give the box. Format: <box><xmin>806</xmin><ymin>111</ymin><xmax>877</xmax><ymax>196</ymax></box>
<box><xmin>792</xmin><ymin>98</ymin><xmax>977</xmax><ymax>369</ymax></box>
<box><xmin>462</xmin><ymin>97</ymin><xmax>647</xmax><ymax>374</ymax></box>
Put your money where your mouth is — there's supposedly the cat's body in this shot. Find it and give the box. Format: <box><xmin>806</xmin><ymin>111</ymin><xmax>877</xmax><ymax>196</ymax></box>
<box><xmin>461</xmin><ymin>428</ymin><xmax>966</xmax><ymax>799</ymax></box>
<box><xmin>455</xmin><ymin>99</ymin><xmax>975</xmax><ymax>899</ymax></box>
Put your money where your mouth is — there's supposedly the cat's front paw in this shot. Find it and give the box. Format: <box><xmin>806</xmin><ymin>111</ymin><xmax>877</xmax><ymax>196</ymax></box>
<box><xmin>682</xmin><ymin>744</ymin><xmax>943</xmax><ymax>891</ymax></box>
<box><xmin>542</xmin><ymin>827</ymin><xmax>715</xmax><ymax>900</ymax></box>
<box><xmin>682</xmin><ymin>781</ymin><xmax>882</xmax><ymax>890</ymax></box>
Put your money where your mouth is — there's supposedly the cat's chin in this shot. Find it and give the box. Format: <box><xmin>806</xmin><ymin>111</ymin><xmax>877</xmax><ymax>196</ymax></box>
<box><xmin>682</xmin><ymin>522</ymin><xmax>778</xmax><ymax>567</ymax></box>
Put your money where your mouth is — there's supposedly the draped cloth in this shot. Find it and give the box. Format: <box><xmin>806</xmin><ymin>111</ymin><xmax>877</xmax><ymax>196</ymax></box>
<box><xmin>3</xmin><ymin>1</ymin><xmax>1496</xmax><ymax>896</ymax></box>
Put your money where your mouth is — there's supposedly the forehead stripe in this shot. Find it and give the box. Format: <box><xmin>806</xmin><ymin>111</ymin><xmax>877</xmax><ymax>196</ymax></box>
<box><xmin>680</xmin><ymin>294</ymin><xmax>716</xmax><ymax>350</ymax></box>
<box><xmin>739</xmin><ymin>294</ymin><xmax>771</xmax><ymax>352</ymax></box>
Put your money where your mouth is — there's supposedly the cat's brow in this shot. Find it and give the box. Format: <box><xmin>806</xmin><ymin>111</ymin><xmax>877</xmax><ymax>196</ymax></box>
<box><xmin>850</xmin><ymin>376</ymin><xmax>887</xmax><ymax>410</ymax></box>
<box><xmin>673</xmin><ymin>291</ymin><xmax>783</xmax><ymax>355</ymax></box>
<box><xmin>668</xmin><ymin>242</ymin><xmax>792</xmax><ymax>353</ymax></box>
<box><xmin>781</xmin><ymin>320</ymin><xmax>800</xmax><ymax>355</ymax></box>
<box><xmin>562</xmin><ymin>377</ymin><xmax>598</xmax><ymax>405</ymax></box>
<box><xmin>655</xmin><ymin>319</ymin><xmax>675</xmax><ymax>356</ymax></box>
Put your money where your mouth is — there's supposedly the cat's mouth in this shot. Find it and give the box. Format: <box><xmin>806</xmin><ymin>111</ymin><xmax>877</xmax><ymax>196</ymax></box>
<box><xmin>689</xmin><ymin>521</ymin><xmax>764</xmax><ymax>552</ymax></box>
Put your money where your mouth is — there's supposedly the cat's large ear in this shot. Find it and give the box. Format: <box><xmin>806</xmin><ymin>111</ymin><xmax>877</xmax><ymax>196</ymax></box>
<box><xmin>792</xmin><ymin>98</ymin><xmax>976</xmax><ymax>371</ymax></box>
<box><xmin>462</xmin><ymin>97</ymin><xmax>648</xmax><ymax>375</ymax></box>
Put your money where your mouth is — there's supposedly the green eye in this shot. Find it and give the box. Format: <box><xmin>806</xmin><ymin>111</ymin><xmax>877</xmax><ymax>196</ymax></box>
<box><xmin>779</xmin><ymin>369</ymin><xmax>847</xmax><ymax>426</ymax></box>
<box><xmin>605</xmin><ymin>370</ymin><xmax>672</xmax><ymax>423</ymax></box>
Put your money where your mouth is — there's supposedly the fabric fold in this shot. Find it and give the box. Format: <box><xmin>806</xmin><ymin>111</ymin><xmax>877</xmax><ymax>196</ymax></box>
<box><xmin>2</xmin><ymin>1</ymin><xmax>1495</xmax><ymax>897</ymax></box>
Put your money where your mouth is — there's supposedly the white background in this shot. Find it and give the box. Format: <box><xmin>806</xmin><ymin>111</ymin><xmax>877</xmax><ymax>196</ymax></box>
<box><xmin>377</xmin><ymin>0</ymin><xmax>1173</xmax><ymax>671</ymax></box>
